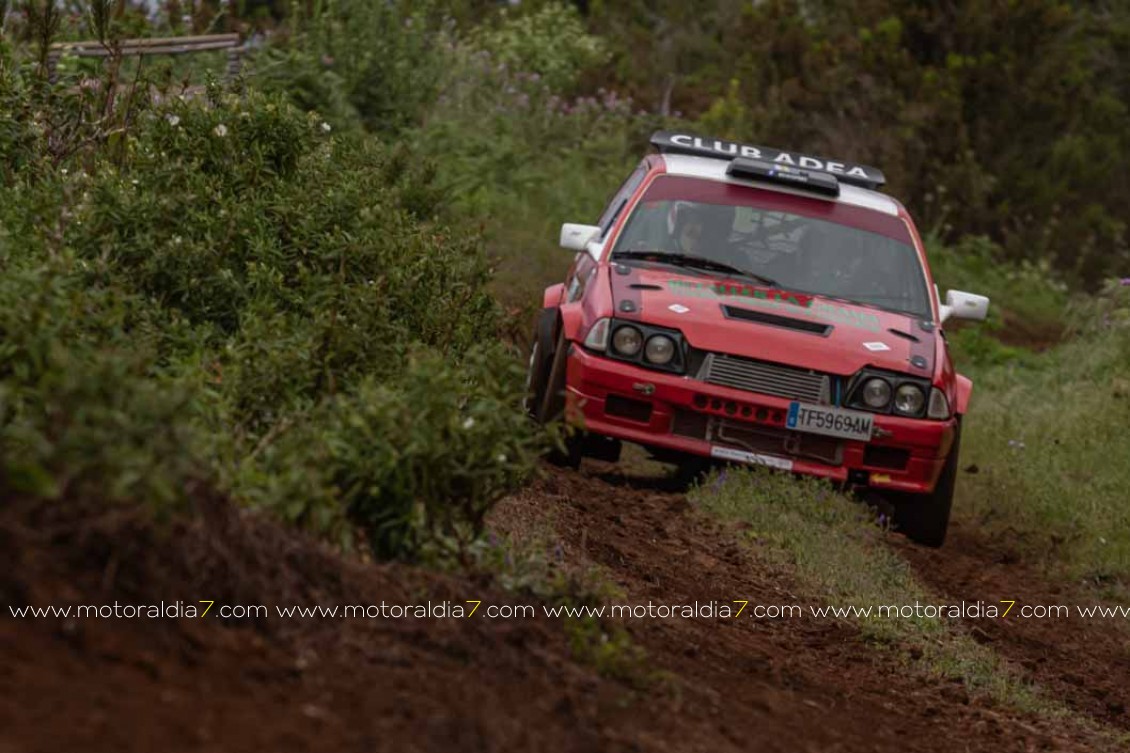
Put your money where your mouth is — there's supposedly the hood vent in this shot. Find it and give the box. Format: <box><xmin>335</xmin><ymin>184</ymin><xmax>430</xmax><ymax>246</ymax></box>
<box><xmin>628</xmin><ymin>283</ymin><xmax>663</xmax><ymax>290</ymax></box>
<box><xmin>887</xmin><ymin>327</ymin><xmax>920</xmax><ymax>343</ymax></box>
<box><xmin>722</xmin><ymin>305</ymin><xmax>831</xmax><ymax>336</ymax></box>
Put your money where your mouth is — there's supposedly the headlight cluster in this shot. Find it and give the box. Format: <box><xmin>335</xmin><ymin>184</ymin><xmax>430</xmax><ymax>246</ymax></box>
<box><xmin>848</xmin><ymin>370</ymin><xmax>941</xmax><ymax>419</ymax></box>
<box><xmin>583</xmin><ymin>318</ymin><xmax>686</xmax><ymax>373</ymax></box>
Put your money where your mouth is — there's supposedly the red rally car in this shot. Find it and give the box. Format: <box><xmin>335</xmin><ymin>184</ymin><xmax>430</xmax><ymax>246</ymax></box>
<box><xmin>526</xmin><ymin>132</ymin><xmax>989</xmax><ymax>546</ymax></box>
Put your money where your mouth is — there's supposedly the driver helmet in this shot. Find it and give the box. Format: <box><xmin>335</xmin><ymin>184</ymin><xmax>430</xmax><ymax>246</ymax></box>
<box><xmin>669</xmin><ymin>202</ymin><xmax>735</xmax><ymax>258</ymax></box>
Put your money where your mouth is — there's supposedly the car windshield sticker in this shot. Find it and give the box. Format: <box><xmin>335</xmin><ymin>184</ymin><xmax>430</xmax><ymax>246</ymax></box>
<box><xmin>668</xmin><ymin>304</ymin><xmax>690</xmax><ymax>314</ymax></box>
<box><xmin>863</xmin><ymin>341</ymin><xmax>891</xmax><ymax>352</ymax></box>
<box><xmin>667</xmin><ymin>279</ymin><xmax>882</xmax><ymax>332</ymax></box>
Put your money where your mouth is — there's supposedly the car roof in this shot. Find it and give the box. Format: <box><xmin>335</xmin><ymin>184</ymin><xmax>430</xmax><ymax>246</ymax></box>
<box><xmin>659</xmin><ymin>154</ymin><xmax>903</xmax><ymax>217</ymax></box>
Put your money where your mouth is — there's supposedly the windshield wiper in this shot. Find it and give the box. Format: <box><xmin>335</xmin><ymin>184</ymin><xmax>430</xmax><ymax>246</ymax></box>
<box><xmin>612</xmin><ymin>249</ymin><xmax>779</xmax><ymax>288</ymax></box>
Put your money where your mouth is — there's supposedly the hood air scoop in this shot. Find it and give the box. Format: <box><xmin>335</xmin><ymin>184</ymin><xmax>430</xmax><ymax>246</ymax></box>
<box><xmin>722</xmin><ymin>305</ymin><xmax>832</xmax><ymax>336</ymax></box>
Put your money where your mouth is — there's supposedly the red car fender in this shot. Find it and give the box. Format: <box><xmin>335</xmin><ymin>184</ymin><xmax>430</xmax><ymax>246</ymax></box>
<box><xmin>543</xmin><ymin>283</ymin><xmax>565</xmax><ymax>310</ymax></box>
<box><xmin>559</xmin><ymin>302</ymin><xmax>586</xmax><ymax>343</ymax></box>
<box><xmin>954</xmin><ymin>373</ymin><xmax>973</xmax><ymax>415</ymax></box>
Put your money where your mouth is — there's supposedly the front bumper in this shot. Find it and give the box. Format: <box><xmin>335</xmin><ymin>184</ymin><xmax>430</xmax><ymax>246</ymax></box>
<box><xmin>564</xmin><ymin>345</ymin><xmax>957</xmax><ymax>495</ymax></box>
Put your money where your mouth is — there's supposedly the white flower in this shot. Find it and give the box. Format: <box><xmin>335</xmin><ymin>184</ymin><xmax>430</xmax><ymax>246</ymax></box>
<box><xmin>462</xmin><ymin>417</ymin><xmax>476</xmax><ymax>430</ymax></box>
<box><xmin>320</xmin><ymin>122</ymin><xmax>332</xmax><ymax>133</ymax></box>
<box><xmin>166</xmin><ymin>114</ymin><xmax>181</xmax><ymax>127</ymax></box>
<box><xmin>496</xmin><ymin>454</ymin><xmax>507</xmax><ymax>463</ymax></box>
<box><xmin>213</xmin><ymin>124</ymin><xmax>228</xmax><ymax>137</ymax></box>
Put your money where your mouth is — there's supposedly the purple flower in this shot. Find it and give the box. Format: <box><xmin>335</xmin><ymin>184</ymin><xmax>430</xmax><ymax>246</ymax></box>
<box><xmin>1120</xmin><ymin>278</ymin><xmax>1130</xmax><ymax>286</ymax></box>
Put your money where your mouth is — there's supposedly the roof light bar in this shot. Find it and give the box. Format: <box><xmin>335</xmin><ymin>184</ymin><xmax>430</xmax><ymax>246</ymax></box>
<box><xmin>650</xmin><ymin>131</ymin><xmax>886</xmax><ymax>191</ymax></box>
<box><xmin>726</xmin><ymin>158</ymin><xmax>840</xmax><ymax>197</ymax></box>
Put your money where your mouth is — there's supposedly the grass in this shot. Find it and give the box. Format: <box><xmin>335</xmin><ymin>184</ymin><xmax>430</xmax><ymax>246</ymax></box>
<box><xmin>954</xmin><ymin>289</ymin><xmax>1130</xmax><ymax>588</ymax></box>
<box><xmin>926</xmin><ymin>234</ymin><xmax>1072</xmax><ymax>365</ymax></box>
<box><xmin>692</xmin><ymin>467</ymin><xmax>1051</xmax><ymax>712</ymax></box>
<box><xmin>478</xmin><ymin>493</ymin><xmax>659</xmax><ymax>687</ymax></box>
<box><xmin>924</xmin><ymin>236</ymin><xmax>1130</xmax><ymax>590</ymax></box>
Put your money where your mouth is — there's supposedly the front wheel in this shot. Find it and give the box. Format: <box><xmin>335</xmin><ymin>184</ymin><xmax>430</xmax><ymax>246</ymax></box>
<box><xmin>526</xmin><ymin>311</ymin><xmax>581</xmax><ymax>469</ymax></box>
<box><xmin>525</xmin><ymin>309</ymin><xmax>556</xmax><ymax>419</ymax></box>
<box><xmin>892</xmin><ymin>419</ymin><xmax>961</xmax><ymax>547</ymax></box>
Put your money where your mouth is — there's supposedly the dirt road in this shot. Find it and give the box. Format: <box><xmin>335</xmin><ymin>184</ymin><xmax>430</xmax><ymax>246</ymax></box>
<box><xmin>2</xmin><ymin>464</ymin><xmax>1127</xmax><ymax>752</ymax></box>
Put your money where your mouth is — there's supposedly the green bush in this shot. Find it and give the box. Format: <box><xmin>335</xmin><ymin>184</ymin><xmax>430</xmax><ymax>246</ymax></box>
<box><xmin>247</xmin><ymin>0</ymin><xmax>665</xmax><ymax>309</ymax></box>
<box><xmin>0</xmin><ymin>244</ymin><xmax>207</xmax><ymax>508</ymax></box>
<box><xmin>413</xmin><ymin>31</ymin><xmax>660</xmax><ymax>306</ymax></box>
<box><xmin>468</xmin><ymin>2</ymin><xmax>609</xmax><ymax>93</ymax></box>
<box><xmin>251</xmin><ymin>0</ymin><xmax>452</xmax><ymax>137</ymax></box>
<box><xmin>239</xmin><ymin>347</ymin><xmax>541</xmax><ymax>556</ymax></box>
<box><xmin>0</xmin><ymin>48</ymin><xmax>540</xmax><ymax>558</ymax></box>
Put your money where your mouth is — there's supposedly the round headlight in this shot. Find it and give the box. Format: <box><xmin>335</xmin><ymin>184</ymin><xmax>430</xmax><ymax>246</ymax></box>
<box><xmin>894</xmin><ymin>383</ymin><xmax>926</xmax><ymax>415</ymax></box>
<box><xmin>644</xmin><ymin>334</ymin><xmax>676</xmax><ymax>364</ymax></box>
<box><xmin>861</xmin><ymin>378</ymin><xmax>892</xmax><ymax>409</ymax></box>
<box><xmin>612</xmin><ymin>326</ymin><xmax>643</xmax><ymax>356</ymax></box>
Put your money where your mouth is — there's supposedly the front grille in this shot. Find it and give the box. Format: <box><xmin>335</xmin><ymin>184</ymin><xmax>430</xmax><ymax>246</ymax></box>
<box><xmin>671</xmin><ymin>409</ymin><xmax>842</xmax><ymax>465</ymax></box>
<box><xmin>698</xmin><ymin>353</ymin><xmax>830</xmax><ymax>404</ymax></box>
<box><xmin>716</xmin><ymin>421</ymin><xmax>842</xmax><ymax>466</ymax></box>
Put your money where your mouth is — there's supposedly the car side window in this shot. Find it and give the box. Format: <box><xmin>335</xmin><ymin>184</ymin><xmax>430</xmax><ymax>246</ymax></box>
<box><xmin>596</xmin><ymin>164</ymin><xmax>647</xmax><ymax>239</ymax></box>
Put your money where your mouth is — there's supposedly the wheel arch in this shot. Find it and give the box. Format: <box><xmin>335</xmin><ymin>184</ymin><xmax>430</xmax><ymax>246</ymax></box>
<box><xmin>954</xmin><ymin>373</ymin><xmax>973</xmax><ymax>416</ymax></box>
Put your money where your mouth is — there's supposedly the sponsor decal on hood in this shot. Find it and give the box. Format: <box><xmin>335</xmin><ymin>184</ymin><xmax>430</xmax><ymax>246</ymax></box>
<box><xmin>665</xmin><ymin>279</ymin><xmax>882</xmax><ymax>332</ymax></box>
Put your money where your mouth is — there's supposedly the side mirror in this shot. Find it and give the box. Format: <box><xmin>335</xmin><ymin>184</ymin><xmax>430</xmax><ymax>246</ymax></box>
<box><xmin>560</xmin><ymin>223</ymin><xmax>601</xmax><ymax>252</ymax></box>
<box><xmin>940</xmin><ymin>290</ymin><xmax>990</xmax><ymax>323</ymax></box>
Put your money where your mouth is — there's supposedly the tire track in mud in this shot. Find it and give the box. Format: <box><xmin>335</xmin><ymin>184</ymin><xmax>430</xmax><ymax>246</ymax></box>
<box><xmin>3</xmin><ymin>467</ymin><xmax>1127</xmax><ymax>752</ymax></box>
<box><xmin>895</xmin><ymin>521</ymin><xmax>1130</xmax><ymax>731</ymax></box>
<box><xmin>492</xmin><ymin>463</ymin><xmax>1122</xmax><ymax>752</ymax></box>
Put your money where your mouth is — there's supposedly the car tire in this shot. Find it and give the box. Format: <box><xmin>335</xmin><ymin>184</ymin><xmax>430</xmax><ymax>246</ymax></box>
<box><xmin>527</xmin><ymin>313</ymin><xmax>581</xmax><ymax>469</ymax></box>
<box><xmin>525</xmin><ymin>309</ymin><xmax>557</xmax><ymax>419</ymax></box>
<box><xmin>674</xmin><ymin>455</ymin><xmax>711</xmax><ymax>490</ymax></box>
<box><xmin>893</xmin><ymin>419</ymin><xmax>961</xmax><ymax>548</ymax></box>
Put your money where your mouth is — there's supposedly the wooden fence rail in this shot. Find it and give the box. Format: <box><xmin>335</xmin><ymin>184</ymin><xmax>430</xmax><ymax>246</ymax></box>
<box><xmin>47</xmin><ymin>34</ymin><xmax>244</xmax><ymax>83</ymax></box>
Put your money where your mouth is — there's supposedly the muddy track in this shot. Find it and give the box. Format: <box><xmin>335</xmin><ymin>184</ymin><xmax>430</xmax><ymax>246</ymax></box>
<box><xmin>895</xmin><ymin>521</ymin><xmax>1130</xmax><ymax>729</ymax></box>
<box><xmin>2</xmin><ymin>466</ymin><xmax>1127</xmax><ymax>752</ymax></box>
<box><xmin>500</xmin><ymin>464</ymin><xmax>1127</xmax><ymax>752</ymax></box>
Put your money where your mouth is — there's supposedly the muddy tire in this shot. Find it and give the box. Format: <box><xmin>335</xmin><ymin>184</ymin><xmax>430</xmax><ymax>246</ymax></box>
<box><xmin>525</xmin><ymin>309</ymin><xmax>557</xmax><ymax>420</ymax></box>
<box><xmin>893</xmin><ymin>419</ymin><xmax>960</xmax><ymax>548</ymax></box>
<box><xmin>674</xmin><ymin>455</ymin><xmax>711</xmax><ymax>490</ymax></box>
<box><xmin>527</xmin><ymin>312</ymin><xmax>581</xmax><ymax>469</ymax></box>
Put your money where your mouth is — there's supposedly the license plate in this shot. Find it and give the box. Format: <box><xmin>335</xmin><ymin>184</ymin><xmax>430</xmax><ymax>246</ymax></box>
<box><xmin>710</xmin><ymin>445</ymin><xmax>794</xmax><ymax>471</ymax></box>
<box><xmin>787</xmin><ymin>402</ymin><xmax>873</xmax><ymax>442</ymax></box>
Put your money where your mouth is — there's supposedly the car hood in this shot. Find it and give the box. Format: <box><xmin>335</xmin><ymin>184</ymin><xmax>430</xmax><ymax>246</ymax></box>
<box><xmin>608</xmin><ymin>264</ymin><xmax>938</xmax><ymax>377</ymax></box>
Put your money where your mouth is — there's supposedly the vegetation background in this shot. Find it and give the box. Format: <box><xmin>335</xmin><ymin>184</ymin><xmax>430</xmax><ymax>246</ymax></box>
<box><xmin>1</xmin><ymin>0</ymin><xmax>1128</xmax><ymax>584</ymax></box>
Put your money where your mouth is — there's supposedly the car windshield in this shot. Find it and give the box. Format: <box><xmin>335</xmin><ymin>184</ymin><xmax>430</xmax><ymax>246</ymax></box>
<box><xmin>611</xmin><ymin>177</ymin><xmax>932</xmax><ymax>319</ymax></box>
